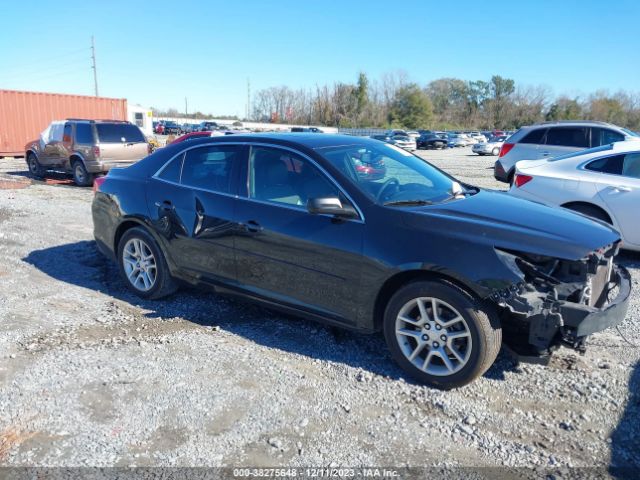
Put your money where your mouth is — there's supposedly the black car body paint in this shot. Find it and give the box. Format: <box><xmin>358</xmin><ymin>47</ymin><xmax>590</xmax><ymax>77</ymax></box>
<box><xmin>92</xmin><ymin>134</ymin><xmax>631</xmax><ymax>360</ymax></box>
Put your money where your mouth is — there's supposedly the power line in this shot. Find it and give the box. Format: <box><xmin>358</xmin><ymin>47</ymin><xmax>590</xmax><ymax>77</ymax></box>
<box><xmin>0</xmin><ymin>59</ymin><xmax>90</xmax><ymax>81</ymax></box>
<box><xmin>2</xmin><ymin>47</ymin><xmax>90</xmax><ymax>71</ymax></box>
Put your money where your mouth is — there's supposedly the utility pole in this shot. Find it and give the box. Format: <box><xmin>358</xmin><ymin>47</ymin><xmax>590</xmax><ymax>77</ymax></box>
<box><xmin>185</xmin><ymin>97</ymin><xmax>188</xmax><ymax>117</ymax></box>
<box><xmin>246</xmin><ymin>78</ymin><xmax>251</xmax><ymax>121</ymax></box>
<box><xmin>91</xmin><ymin>36</ymin><xmax>99</xmax><ymax>96</ymax></box>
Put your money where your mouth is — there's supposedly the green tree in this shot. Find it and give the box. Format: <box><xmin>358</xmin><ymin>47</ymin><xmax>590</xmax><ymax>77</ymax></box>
<box><xmin>388</xmin><ymin>83</ymin><xmax>434</xmax><ymax>129</ymax></box>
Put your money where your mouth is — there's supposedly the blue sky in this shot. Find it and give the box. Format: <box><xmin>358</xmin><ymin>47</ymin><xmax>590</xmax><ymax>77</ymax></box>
<box><xmin>1</xmin><ymin>0</ymin><xmax>639</xmax><ymax>116</ymax></box>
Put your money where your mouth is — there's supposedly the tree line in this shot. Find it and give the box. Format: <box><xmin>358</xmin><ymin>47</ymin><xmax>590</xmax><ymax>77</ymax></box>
<box><xmin>249</xmin><ymin>72</ymin><xmax>640</xmax><ymax>131</ymax></box>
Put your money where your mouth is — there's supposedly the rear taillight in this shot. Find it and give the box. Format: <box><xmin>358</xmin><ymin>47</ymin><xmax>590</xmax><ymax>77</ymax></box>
<box><xmin>499</xmin><ymin>143</ymin><xmax>514</xmax><ymax>158</ymax></box>
<box><xmin>514</xmin><ymin>174</ymin><xmax>533</xmax><ymax>188</ymax></box>
<box><xmin>93</xmin><ymin>145</ymin><xmax>100</xmax><ymax>158</ymax></box>
<box><xmin>93</xmin><ymin>176</ymin><xmax>107</xmax><ymax>194</ymax></box>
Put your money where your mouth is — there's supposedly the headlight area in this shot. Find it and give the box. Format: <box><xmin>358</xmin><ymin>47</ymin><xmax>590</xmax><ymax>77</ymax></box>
<box><xmin>492</xmin><ymin>244</ymin><xmax>632</xmax><ymax>361</ymax></box>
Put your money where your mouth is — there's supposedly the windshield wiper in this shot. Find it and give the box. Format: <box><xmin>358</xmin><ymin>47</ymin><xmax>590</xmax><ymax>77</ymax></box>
<box><xmin>384</xmin><ymin>199</ymin><xmax>433</xmax><ymax>207</ymax></box>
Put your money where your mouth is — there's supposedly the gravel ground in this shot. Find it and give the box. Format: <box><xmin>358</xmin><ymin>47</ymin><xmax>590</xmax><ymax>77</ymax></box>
<box><xmin>0</xmin><ymin>148</ymin><xmax>638</xmax><ymax>472</ymax></box>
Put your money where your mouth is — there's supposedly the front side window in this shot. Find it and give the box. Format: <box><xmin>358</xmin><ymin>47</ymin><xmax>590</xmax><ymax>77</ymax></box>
<box><xmin>181</xmin><ymin>145</ymin><xmax>239</xmax><ymax>193</ymax></box>
<box><xmin>545</xmin><ymin>127</ymin><xmax>589</xmax><ymax>148</ymax></box>
<box><xmin>318</xmin><ymin>141</ymin><xmax>459</xmax><ymax>205</ymax></box>
<box><xmin>249</xmin><ymin>147</ymin><xmax>338</xmax><ymax>207</ymax></box>
<box><xmin>49</xmin><ymin>123</ymin><xmax>64</xmax><ymax>142</ymax></box>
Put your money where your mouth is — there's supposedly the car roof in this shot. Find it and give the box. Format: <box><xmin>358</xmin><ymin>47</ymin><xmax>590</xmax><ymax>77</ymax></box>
<box><xmin>178</xmin><ymin>132</ymin><xmax>374</xmax><ymax>149</ymax></box>
<box><xmin>522</xmin><ymin>120</ymin><xmax>622</xmax><ymax>130</ymax></box>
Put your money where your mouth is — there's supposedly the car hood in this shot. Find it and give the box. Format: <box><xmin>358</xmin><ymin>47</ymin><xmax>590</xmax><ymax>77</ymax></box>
<box><xmin>401</xmin><ymin>190</ymin><xmax>620</xmax><ymax>260</ymax></box>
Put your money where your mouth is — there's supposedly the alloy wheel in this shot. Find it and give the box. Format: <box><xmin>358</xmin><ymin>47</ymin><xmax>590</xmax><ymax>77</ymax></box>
<box><xmin>395</xmin><ymin>297</ymin><xmax>472</xmax><ymax>376</ymax></box>
<box><xmin>122</xmin><ymin>238</ymin><xmax>157</xmax><ymax>291</ymax></box>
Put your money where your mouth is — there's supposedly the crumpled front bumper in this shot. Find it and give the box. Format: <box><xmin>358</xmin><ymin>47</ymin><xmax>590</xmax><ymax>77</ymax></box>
<box><xmin>560</xmin><ymin>265</ymin><xmax>631</xmax><ymax>337</ymax></box>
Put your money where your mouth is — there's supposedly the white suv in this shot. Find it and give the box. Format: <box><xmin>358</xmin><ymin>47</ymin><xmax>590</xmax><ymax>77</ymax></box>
<box><xmin>493</xmin><ymin>121</ymin><xmax>640</xmax><ymax>183</ymax></box>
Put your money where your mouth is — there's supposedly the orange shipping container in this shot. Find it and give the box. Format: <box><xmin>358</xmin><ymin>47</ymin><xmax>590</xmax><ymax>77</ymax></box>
<box><xmin>0</xmin><ymin>89</ymin><xmax>127</xmax><ymax>157</ymax></box>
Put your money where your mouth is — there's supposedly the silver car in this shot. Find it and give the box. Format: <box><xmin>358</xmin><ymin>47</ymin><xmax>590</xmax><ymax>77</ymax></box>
<box><xmin>472</xmin><ymin>135</ymin><xmax>508</xmax><ymax>156</ymax></box>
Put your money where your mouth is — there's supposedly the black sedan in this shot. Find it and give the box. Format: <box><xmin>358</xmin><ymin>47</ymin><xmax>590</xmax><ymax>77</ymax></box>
<box><xmin>92</xmin><ymin>134</ymin><xmax>631</xmax><ymax>388</ymax></box>
<box><xmin>417</xmin><ymin>133</ymin><xmax>448</xmax><ymax>149</ymax></box>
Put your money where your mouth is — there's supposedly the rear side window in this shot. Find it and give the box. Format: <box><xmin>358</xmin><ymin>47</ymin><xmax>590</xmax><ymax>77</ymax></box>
<box><xmin>181</xmin><ymin>145</ymin><xmax>240</xmax><ymax>193</ymax></box>
<box><xmin>545</xmin><ymin>127</ymin><xmax>589</xmax><ymax>148</ymax></box>
<box><xmin>520</xmin><ymin>128</ymin><xmax>546</xmax><ymax>144</ymax></box>
<box><xmin>75</xmin><ymin>123</ymin><xmax>94</xmax><ymax>144</ymax></box>
<box><xmin>157</xmin><ymin>154</ymin><xmax>183</xmax><ymax>183</ymax></box>
<box><xmin>585</xmin><ymin>155</ymin><xmax>624</xmax><ymax>175</ymax></box>
<box><xmin>96</xmin><ymin>124</ymin><xmax>146</xmax><ymax>143</ymax></box>
<box><xmin>592</xmin><ymin>128</ymin><xmax>625</xmax><ymax>147</ymax></box>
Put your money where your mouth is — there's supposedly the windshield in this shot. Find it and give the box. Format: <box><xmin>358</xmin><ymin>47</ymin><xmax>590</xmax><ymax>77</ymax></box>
<box><xmin>318</xmin><ymin>141</ymin><xmax>463</xmax><ymax>205</ymax></box>
<box><xmin>549</xmin><ymin>143</ymin><xmax>615</xmax><ymax>162</ymax></box>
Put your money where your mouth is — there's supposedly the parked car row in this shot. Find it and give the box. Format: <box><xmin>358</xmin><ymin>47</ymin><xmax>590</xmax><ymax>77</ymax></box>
<box><xmin>494</xmin><ymin>121</ymin><xmax>640</xmax><ymax>184</ymax></box>
<box><xmin>153</xmin><ymin>120</ymin><xmax>237</xmax><ymax>135</ymax></box>
<box><xmin>370</xmin><ymin>134</ymin><xmax>417</xmax><ymax>151</ymax></box>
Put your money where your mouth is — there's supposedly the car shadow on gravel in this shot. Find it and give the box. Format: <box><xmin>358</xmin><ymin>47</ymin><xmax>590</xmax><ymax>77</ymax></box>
<box><xmin>24</xmin><ymin>240</ymin><xmax>518</xmax><ymax>386</ymax></box>
<box><xmin>610</xmin><ymin>361</ymin><xmax>640</xmax><ymax>477</ymax></box>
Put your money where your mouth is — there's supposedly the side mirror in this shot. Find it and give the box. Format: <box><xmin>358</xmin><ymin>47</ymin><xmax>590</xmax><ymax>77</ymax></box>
<box><xmin>307</xmin><ymin>197</ymin><xmax>358</xmax><ymax>219</ymax></box>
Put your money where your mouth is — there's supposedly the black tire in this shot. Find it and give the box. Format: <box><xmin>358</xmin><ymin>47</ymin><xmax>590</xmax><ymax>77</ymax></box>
<box><xmin>383</xmin><ymin>280</ymin><xmax>501</xmax><ymax>389</ymax></box>
<box><xmin>117</xmin><ymin>226</ymin><xmax>178</xmax><ymax>299</ymax></box>
<box><xmin>564</xmin><ymin>203</ymin><xmax>611</xmax><ymax>224</ymax></box>
<box><xmin>72</xmin><ymin>160</ymin><xmax>94</xmax><ymax>187</ymax></box>
<box><xmin>27</xmin><ymin>153</ymin><xmax>45</xmax><ymax>178</ymax></box>
<box><xmin>492</xmin><ymin>147</ymin><xmax>500</xmax><ymax>156</ymax></box>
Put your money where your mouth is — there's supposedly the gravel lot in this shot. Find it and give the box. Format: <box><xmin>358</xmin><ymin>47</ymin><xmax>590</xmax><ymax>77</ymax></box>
<box><xmin>0</xmin><ymin>147</ymin><xmax>638</xmax><ymax>471</ymax></box>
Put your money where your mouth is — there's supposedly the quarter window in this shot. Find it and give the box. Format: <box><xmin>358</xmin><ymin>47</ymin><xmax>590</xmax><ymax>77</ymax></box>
<box><xmin>592</xmin><ymin>128</ymin><xmax>625</xmax><ymax>147</ymax></box>
<box><xmin>157</xmin><ymin>154</ymin><xmax>184</xmax><ymax>183</ymax></box>
<box><xmin>181</xmin><ymin>145</ymin><xmax>240</xmax><ymax>193</ymax></box>
<box><xmin>520</xmin><ymin>128</ymin><xmax>546</xmax><ymax>144</ymax></box>
<box><xmin>545</xmin><ymin>127</ymin><xmax>589</xmax><ymax>148</ymax></box>
<box><xmin>586</xmin><ymin>155</ymin><xmax>624</xmax><ymax>175</ymax></box>
<box><xmin>249</xmin><ymin>147</ymin><xmax>338</xmax><ymax>207</ymax></box>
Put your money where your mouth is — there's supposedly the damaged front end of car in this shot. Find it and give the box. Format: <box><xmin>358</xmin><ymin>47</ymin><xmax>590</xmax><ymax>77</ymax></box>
<box><xmin>491</xmin><ymin>243</ymin><xmax>632</xmax><ymax>362</ymax></box>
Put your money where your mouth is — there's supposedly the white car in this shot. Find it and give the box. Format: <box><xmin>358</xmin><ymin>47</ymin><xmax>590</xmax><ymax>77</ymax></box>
<box><xmin>469</xmin><ymin>132</ymin><xmax>488</xmax><ymax>143</ymax></box>
<box><xmin>472</xmin><ymin>135</ymin><xmax>508</xmax><ymax>156</ymax></box>
<box><xmin>494</xmin><ymin>121</ymin><xmax>640</xmax><ymax>184</ymax></box>
<box><xmin>509</xmin><ymin>142</ymin><xmax>640</xmax><ymax>250</ymax></box>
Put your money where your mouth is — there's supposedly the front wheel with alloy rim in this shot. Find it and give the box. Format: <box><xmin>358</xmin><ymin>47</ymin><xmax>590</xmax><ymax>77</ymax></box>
<box><xmin>27</xmin><ymin>153</ymin><xmax>45</xmax><ymax>178</ymax></box>
<box><xmin>117</xmin><ymin>227</ymin><xmax>177</xmax><ymax>299</ymax></box>
<box><xmin>383</xmin><ymin>280</ymin><xmax>501</xmax><ymax>389</ymax></box>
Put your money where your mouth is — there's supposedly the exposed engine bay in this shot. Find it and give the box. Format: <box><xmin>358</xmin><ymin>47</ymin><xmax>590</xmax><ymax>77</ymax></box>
<box><xmin>492</xmin><ymin>243</ymin><xmax>631</xmax><ymax>360</ymax></box>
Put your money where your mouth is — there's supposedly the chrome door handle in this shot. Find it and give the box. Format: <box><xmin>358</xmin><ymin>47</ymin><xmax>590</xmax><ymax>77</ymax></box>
<box><xmin>541</xmin><ymin>151</ymin><xmax>550</xmax><ymax>156</ymax></box>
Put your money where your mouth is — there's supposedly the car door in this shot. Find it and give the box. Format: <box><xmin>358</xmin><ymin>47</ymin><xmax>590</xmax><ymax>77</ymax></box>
<box><xmin>233</xmin><ymin>144</ymin><xmax>365</xmax><ymax>323</ymax></box>
<box><xmin>145</xmin><ymin>143</ymin><xmax>246</xmax><ymax>283</ymax></box>
<box><xmin>589</xmin><ymin>153</ymin><xmax>640</xmax><ymax>247</ymax></box>
<box><xmin>40</xmin><ymin>122</ymin><xmax>64</xmax><ymax>167</ymax></box>
<box><xmin>542</xmin><ymin>126</ymin><xmax>590</xmax><ymax>158</ymax></box>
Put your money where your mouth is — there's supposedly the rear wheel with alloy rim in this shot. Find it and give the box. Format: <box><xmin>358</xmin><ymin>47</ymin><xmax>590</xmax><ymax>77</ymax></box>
<box><xmin>72</xmin><ymin>160</ymin><xmax>94</xmax><ymax>186</ymax></box>
<box><xmin>383</xmin><ymin>280</ymin><xmax>501</xmax><ymax>389</ymax></box>
<box><xmin>117</xmin><ymin>227</ymin><xmax>177</xmax><ymax>299</ymax></box>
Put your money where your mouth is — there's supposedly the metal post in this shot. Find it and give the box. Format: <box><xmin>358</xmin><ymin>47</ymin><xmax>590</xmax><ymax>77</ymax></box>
<box><xmin>91</xmin><ymin>36</ymin><xmax>99</xmax><ymax>97</ymax></box>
